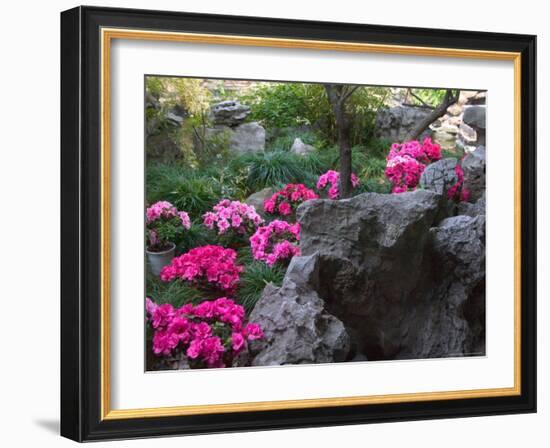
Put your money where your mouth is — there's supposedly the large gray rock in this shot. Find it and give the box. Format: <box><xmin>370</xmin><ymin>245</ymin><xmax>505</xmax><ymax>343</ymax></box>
<box><xmin>463</xmin><ymin>105</ymin><xmax>486</xmax><ymax>146</ymax></box>
<box><xmin>462</xmin><ymin>146</ymin><xmax>486</xmax><ymax>201</ymax></box>
<box><xmin>463</xmin><ymin>106</ymin><xmax>486</xmax><ymax>129</ymax></box>
<box><xmin>402</xmin><ymin>215</ymin><xmax>486</xmax><ymax>358</ymax></box>
<box><xmin>249</xmin><ymin>255</ymin><xmax>350</xmax><ymax>365</ymax></box>
<box><xmin>290</xmin><ymin>137</ymin><xmax>316</xmax><ymax>155</ymax></box>
<box><xmin>258</xmin><ymin>190</ymin><xmax>486</xmax><ymax>362</ymax></box>
<box><xmin>419</xmin><ymin>158</ymin><xmax>459</xmax><ymax>196</ymax></box>
<box><xmin>245</xmin><ymin>187</ymin><xmax>274</xmax><ymax>218</ymax></box>
<box><xmin>458</xmin><ymin>192</ymin><xmax>486</xmax><ymax>217</ymax></box>
<box><xmin>210</xmin><ymin>100</ymin><xmax>251</xmax><ymax>126</ymax></box>
<box><xmin>432</xmin><ymin>124</ymin><xmax>459</xmax><ymax>151</ymax></box>
<box><xmin>205</xmin><ymin>122</ymin><xmax>265</xmax><ymax>154</ymax></box>
<box><xmin>230</xmin><ymin>122</ymin><xmax>265</xmax><ymax>153</ymax></box>
<box><xmin>375</xmin><ymin>106</ymin><xmax>432</xmax><ymax>141</ymax></box>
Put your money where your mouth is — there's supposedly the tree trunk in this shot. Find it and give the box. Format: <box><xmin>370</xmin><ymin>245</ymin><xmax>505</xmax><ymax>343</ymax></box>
<box><xmin>324</xmin><ymin>84</ymin><xmax>354</xmax><ymax>199</ymax></box>
<box><xmin>403</xmin><ymin>89</ymin><xmax>460</xmax><ymax>142</ymax></box>
<box><xmin>337</xmin><ymin>111</ymin><xmax>353</xmax><ymax>198</ymax></box>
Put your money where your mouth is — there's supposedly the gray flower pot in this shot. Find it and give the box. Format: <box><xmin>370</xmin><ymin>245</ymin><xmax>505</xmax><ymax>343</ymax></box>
<box><xmin>146</xmin><ymin>243</ymin><xmax>176</xmax><ymax>277</ymax></box>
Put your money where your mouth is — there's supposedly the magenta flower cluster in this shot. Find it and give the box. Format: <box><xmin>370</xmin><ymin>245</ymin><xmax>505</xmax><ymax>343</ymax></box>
<box><xmin>447</xmin><ymin>164</ymin><xmax>470</xmax><ymax>202</ymax></box>
<box><xmin>263</xmin><ymin>183</ymin><xmax>319</xmax><ymax>216</ymax></box>
<box><xmin>384</xmin><ymin>137</ymin><xmax>442</xmax><ymax>193</ymax></box>
<box><xmin>203</xmin><ymin>199</ymin><xmax>264</xmax><ymax>236</ymax></box>
<box><xmin>250</xmin><ymin>220</ymin><xmax>301</xmax><ymax>266</ymax></box>
<box><xmin>146</xmin><ymin>200</ymin><xmax>191</xmax><ymax>227</ymax></box>
<box><xmin>146</xmin><ymin>201</ymin><xmax>191</xmax><ymax>251</ymax></box>
<box><xmin>146</xmin><ymin>297</ymin><xmax>264</xmax><ymax>368</ymax></box>
<box><xmin>160</xmin><ymin>245</ymin><xmax>243</xmax><ymax>293</ymax></box>
<box><xmin>316</xmin><ymin>170</ymin><xmax>360</xmax><ymax>199</ymax></box>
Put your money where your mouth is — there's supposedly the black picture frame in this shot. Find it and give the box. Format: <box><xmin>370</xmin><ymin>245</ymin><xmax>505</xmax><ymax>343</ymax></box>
<box><xmin>61</xmin><ymin>5</ymin><xmax>537</xmax><ymax>442</ymax></box>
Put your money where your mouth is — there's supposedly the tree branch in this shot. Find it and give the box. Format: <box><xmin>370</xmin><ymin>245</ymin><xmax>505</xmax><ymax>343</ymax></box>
<box><xmin>403</xmin><ymin>89</ymin><xmax>460</xmax><ymax>142</ymax></box>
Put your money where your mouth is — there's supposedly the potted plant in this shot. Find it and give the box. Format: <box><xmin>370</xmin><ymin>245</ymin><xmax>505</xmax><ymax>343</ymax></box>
<box><xmin>146</xmin><ymin>201</ymin><xmax>191</xmax><ymax>276</ymax></box>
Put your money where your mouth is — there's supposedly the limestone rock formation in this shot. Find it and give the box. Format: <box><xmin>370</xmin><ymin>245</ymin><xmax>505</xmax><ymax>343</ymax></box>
<box><xmin>462</xmin><ymin>146</ymin><xmax>486</xmax><ymax>201</ymax></box>
<box><xmin>290</xmin><ymin>137</ymin><xmax>316</xmax><ymax>155</ymax></box>
<box><xmin>250</xmin><ymin>189</ymin><xmax>486</xmax><ymax>363</ymax></box>
<box><xmin>375</xmin><ymin>106</ymin><xmax>433</xmax><ymax>141</ymax></box>
<box><xmin>249</xmin><ymin>255</ymin><xmax>350</xmax><ymax>365</ymax></box>
<box><xmin>210</xmin><ymin>100</ymin><xmax>251</xmax><ymax>126</ymax></box>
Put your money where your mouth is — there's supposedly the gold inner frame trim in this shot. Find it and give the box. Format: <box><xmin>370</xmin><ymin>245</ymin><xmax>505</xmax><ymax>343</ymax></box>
<box><xmin>100</xmin><ymin>27</ymin><xmax>522</xmax><ymax>421</ymax></box>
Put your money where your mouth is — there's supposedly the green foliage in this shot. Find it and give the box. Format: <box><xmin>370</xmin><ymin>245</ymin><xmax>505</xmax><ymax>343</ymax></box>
<box><xmin>229</xmin><ymin>151</ymin><xmax>327</xmax><ymax>192</ymax></box>
<box><xmin>146</xmin><ymin>163</ymin><xmax>223</xmax><ymax>218</ymax></box>
<box><xmin>146</xmin><ymin>273</ymin><xmax>207</xmax><ymax>308</ymax></box>
<box><xmin>406</xmin><ymin>88</ymin><xmax>459</xmax><ymax>108</ymax></box>
<box><xmin>237</xmin><ymin>262</ymin><xmax>286</xmax><ymax>312</ymax></box>
<box><xmin>239</xmin><ymin>83</ymin><xmax>323</xmax><ymax>129</ymax></box>
<box><xmin>239</xmin><ymin>82</ymin><xmax>388</xmax><ymax>147</ymax></box>
<box><xmin>267</xmin><ymin>129</ymin><xmax>327</xmax><ymax>152</ymax></box>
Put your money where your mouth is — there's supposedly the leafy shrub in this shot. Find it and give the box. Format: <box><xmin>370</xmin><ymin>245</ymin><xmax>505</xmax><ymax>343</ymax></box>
<box><xmin>229</xmin><ymin>151</ymin><xmax>325</xmax><ymax>192</ymax></box>
<box><xmin>237</xmin><ymin>262</ymin><xmax>286</xmax><ymax>312</ymax></box>
<box><xmin>240</xmin><ymin>82</ymin><xmax>389</xmax><ymax>147</ymax></box>
<box><xmin>146</xmin><ymin>163</ymin><xmax>223</xmax><ymax>218</ymax></box>
<box><xmin>146</xmin><ymin>273</ymin><xmax>206</xmax><ymax>307</ymax></box>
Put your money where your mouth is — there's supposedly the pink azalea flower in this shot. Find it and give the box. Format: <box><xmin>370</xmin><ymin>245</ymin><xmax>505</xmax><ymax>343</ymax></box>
<box><xmin>316</xmin><ymin>170</ymin><xmax>360</xmax><ymax>199</ymax></box>
<box><xmin>146</xmin><ymin>298</ymin><xmax>264</xmax><ymax>368</ymax></box>
<box><xmin>264</xmin><ymin>184</ymin><xmax>318</xmax><ymax>216</ymax></box>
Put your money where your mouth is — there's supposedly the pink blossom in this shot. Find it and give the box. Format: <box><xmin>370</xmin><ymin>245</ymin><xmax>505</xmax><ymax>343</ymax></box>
<box><xmin>278</xmin><ymin>201</ymin><xmax>292</xmax><ymax>216</ymax></box>
<box><xmin>203</xmin><ymin>200</ymin><xmax>263</xmax><ymax>236</ymax></box>
<box><xmin>160</xmin><ymin>245</ymin><xmax>243</xmax><ymax>293</ymax></box>
<box><xmin>152</xmin><ymin>330</ymin><xmax>179</xmax><ymax>356</ymax></box>
<box><xmin>243</xmin><ymin>323</ymin><xmax>264</xmax><ymax>341</ymax></box>
<box><xmin>447</xmin><ymin>164</ymin><xmax>470</xmax><ymax>202</ymax></box>
<box><xmin>250</xmin><ymin>220</ymin><xmax>300</xmax><ymax>265</ymax></box>
<box><xmin>231</xmin><ymin>332</ymin><xmax>246</xmax><ymax>353</ymax></box>
<box><xmin>146</xmin><ymin>201</ymin><xmax>191</xmax><ymax>251</ymax></box>
<box><xmin>146</xmin><ymin>298</ymin><xmax>264</xmax><ymax>368</ymax></box>
<box><xmin>316</xmin><ymin>170</ymin><xmax>360</xmax><ymax>199</ymax></box>
<box><xmin>264</xmin><ymin>184</ymin><xmax>318</xmax><ymax>216</ymax></box>
<box><xmin>385</xmin><ymin>138</ymin><xmax>441</xmax><ymax>193</ymax></box>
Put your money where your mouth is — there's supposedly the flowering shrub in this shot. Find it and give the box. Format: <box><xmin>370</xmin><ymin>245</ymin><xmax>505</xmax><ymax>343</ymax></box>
<box><xmin>385</xmin><ymin>137</ymin><xmax>442</xmax><ymax>193</ymax></box>
<box><xmin>447</xmin><ymin>164</ymin><xmax>471</xmax><ymax>202</ymax></box>
<box><xmin>264</xmin><ymin>184</ymin><xmax>318</xmax><ymax>216</ymax></box>
<box><xmin>146</xmin><ymin>201</ymin><xmax>191</xmax><ymax>251</ymax></box>
<box><xmin>203</xmin><ymin>199</ymin><xmax>263</xmax><ymax>236</ymax></box>
<box><xmin>250</xmin><ymin>220</ymin><xmax>300</xmax><ymax>266</ymax></box>
<box><xmin>146</xmin><ymin>297</ymin><xmax>264</xmax><ymax>368</ymax></box>
<box><xmin>160</xmin><ymin>245</ymin><xmax>243</xmax><ymax>293</ymax></box>
<box><xmin>316</xmin><ymin>170</ymin><xmax>360</xmax><ymax>199</ymax></box>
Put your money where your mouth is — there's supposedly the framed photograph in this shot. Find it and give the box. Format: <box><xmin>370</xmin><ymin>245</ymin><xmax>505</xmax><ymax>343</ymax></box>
<box><xmin>60</xmin><ymin>6</ymin><xmax>536</xmax><ymax>441</ymax></box>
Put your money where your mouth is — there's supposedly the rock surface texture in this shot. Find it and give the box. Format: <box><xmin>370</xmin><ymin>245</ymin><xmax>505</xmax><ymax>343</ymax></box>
<box><xmin>290</xmin><ymin>137</ymin><xmax>316</xmax><ymax>155</ymax></box>
<box><xmin>249</xmin><ymin>255</ymin><xmax>350</xmax><ymax>365</ymax></box>
<box><xmin>210</xmin><ymin>100</ymin><xmax>251</xmax><ymax>126</ymax></box>
<box><xmin>250</xmin><ymin>189</ymin><xmax>486</xmax><ymax>364</ymax></box>
<box><xmin>462</xmin><ymin>146</ymin><xmax>486</xmax><ymax>201</ymax></box>
<box><xmin>205</xmin><ymin>122</ymin><xmax>266</xmax><ymax>154</ymax></box>
<box><xmin>463</xmin><ymin>105</ymin><xmax>486</xmax><ymax>146</ymax></box>
<box><xmin>375</xmin><ymin>106</ymin><xmax>432</xmax><ymax>141</ymax></box>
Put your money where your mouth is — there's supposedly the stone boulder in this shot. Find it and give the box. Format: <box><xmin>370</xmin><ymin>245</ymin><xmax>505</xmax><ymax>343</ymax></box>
<box><xmin>205</xmin><ymin>122</ymin><xmax>266</xmax><ymax>154</ymax></box>
<box><xmin>462</xmin><ymin>146</ymin><xmax>486</xmax><ymax>201</ymax></box>
<box><xmin>403</xmin><ymin>215</ymin><xmax>486</xmax><ymax>358</ymax></box>
<box><xmin>290</xmin><ymin>137</ymin><xmax>316</xmax><ymax>155</ymax></box>
<box><xmin>246</xmin><ymin>190</ymin><xmax>487</xmax><ymax>363</ymax></box>
<box><xmin>249</xmin><ymin>255</ymin><xmax>350</xmax><ymax>365</ymax></box>
<box><xmin>458</xmin><ymin>192</ymin><xmax>486</xmax><ymax>217</ymax></box>
<box><xmin>463</xmin><ymin>105</ymin><xmax>486</xmax><ymax>146</ymax></box>
<box><xmin>245</xmin><ymin>187</ymin><xmax>274</xmax><ymax>217</ymax></box>
<box><xmin>375</xmin><ymin>106</ymin><xmax>432</xmax><ymax>141</ymax></box>
<box><xmin>419</xmin><ymin>158</ymin><xmax>459</xmax><ymax>196</ymax></box>
<box><xmin>296</xmin><ymin>191</ymin><xmax>443</xmax><ymax>359</ymax></box>
<box><xmin>432</xmin><ymin>123</ymin><xmax>459</xmax><ymax>151</ymax></box>
<box><xmin>210</xmin><ymin>100</ymin><xmax>251</xmax><ymax>126</ymax></box>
